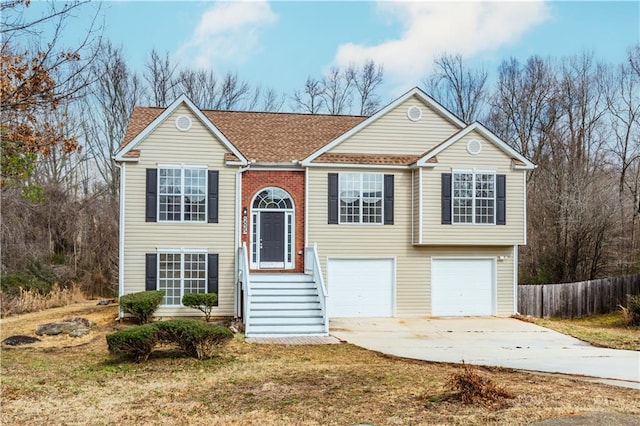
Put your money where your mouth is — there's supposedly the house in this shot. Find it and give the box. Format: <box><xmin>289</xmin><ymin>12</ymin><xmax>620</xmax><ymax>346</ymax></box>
<box><xmin>114</xmin><ymin>87</ymin><xmax>535</xmax><ymax>337</ymax></box>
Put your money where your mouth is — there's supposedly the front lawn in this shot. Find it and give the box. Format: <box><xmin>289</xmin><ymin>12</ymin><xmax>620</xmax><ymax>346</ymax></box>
<box><xmin>520</xmin><ymin>312</ymin><xmax>640</xmax><ymax>351</ymax></box>
<box><xmin>1</xmin><ymin>304</ymin><xmax>638</xmax><ymax>425</ymax></box>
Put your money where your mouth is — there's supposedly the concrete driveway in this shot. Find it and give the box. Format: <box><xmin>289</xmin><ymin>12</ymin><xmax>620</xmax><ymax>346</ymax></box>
<box><xmin>330</xmin><ymin>317</ymin><xmax>640</xmax><ymax>389</ymax></box>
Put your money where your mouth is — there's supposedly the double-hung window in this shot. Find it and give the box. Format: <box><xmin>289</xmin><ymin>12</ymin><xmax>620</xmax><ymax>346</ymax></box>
<box><xmin>339</xmin><ymin>173</ymin><xmax>383</xmax><ymax>224</ymax></box>
<box><xmin>452</xmin><ymin>171</ymin><xmax>496</xmax><ymax>224</ymax></box>
<box><xmin>158</xmin><ymin>165</ymin><xmax>207</xmax><ymax>222</ymax></box>
<box><xmin>158</xmin><ymin>250</ymin><xmax>207</xmax><ymax>305</ymax></box>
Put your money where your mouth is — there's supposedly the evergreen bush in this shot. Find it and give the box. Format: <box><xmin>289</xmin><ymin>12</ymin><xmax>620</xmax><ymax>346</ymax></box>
<box><xmin>181</xmin><ymin>293</ymin><xmax>218</xmax><ymax>322</ymax></box>
<box><xmin>119</xmin><ymin>290</ymin><xmax>164</xmax><ymax>324</ymax></box>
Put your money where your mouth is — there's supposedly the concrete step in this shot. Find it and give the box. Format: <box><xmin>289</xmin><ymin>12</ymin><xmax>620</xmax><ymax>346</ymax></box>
<box><xmin>250</xmin><ymin>308</ymin><xmax>322</xmax><ymax>316</ymax></box>
<box><xmin>248</xmin><ymin>323</ymin><xmax>327</xmax><ymax>335</ymax></box>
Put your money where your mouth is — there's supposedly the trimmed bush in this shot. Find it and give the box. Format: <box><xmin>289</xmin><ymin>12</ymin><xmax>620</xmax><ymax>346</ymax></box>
<box><xmin>106</xmin><ymin>319</ymin><xmax>233</xmax><ymax>361</ymax></box>
<box><xmin>119</xmin><ymin>291</ymin><xmax>164</xmax><ymax>324</ymax></box>
<box><xmin>182</xmin><ymin>292</ymin><xmax>218</xmax><ymax>322</ymax></box>
<box><xmin>621</xmin><ymin>294</ymin><xmax>640</xmax><ymax>326</ymax></box>
<box><xmin>106</xmin><ymin>324</ymin><xmax>158</xmax><ymax>362</ymax></box>
<box><xmin>155</xmin><ymin>319</ymin><xmax>232</xmax><ymax>359</ymax></box>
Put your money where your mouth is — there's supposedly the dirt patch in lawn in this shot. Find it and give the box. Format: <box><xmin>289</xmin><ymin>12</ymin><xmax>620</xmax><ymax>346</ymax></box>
<box><xmin>1</xmin><ymin>304</ymin><xmax>639</xmax><ymax>425</ymax></box>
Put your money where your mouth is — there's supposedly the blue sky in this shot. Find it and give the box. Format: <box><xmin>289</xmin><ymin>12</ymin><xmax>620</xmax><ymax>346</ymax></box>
<box><xmin>26</xmin><ymin>1</ymin><xmax>640</xmax><ymax>105</ymax></box>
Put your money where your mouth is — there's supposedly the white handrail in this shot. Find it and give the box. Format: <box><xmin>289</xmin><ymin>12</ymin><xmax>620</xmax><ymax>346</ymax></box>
<box><xmin>238</xmin><ymin>242</ymin><xmax>251</xmax><ymax>332</ymax></box>
<box><xmin>305</xmin><ymin>243</ymin><xmax>329</xmax><ymax>334</ymax></box>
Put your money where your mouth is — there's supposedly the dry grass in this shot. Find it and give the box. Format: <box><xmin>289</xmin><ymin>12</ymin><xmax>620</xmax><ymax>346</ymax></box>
<box><xmin>1</xmin><ymin>304</ymin><xmax>639</xmax><ymax>425</ymax></box>
<box><xmin>0</xmin><ymin>283</ymin><xmax>86</xmax><ymax>317</ymax></box>
<box><xmin>520</xmin><ymin>312</ymin><xmax>640</xmax><ymax>351</ymax></box>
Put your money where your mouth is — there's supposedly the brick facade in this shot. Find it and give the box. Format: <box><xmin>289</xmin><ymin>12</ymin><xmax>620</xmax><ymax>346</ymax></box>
<box><xmin>241</xmin><ymin>170</ymin><xmax>305</xmax><ymax>273</ymax></box>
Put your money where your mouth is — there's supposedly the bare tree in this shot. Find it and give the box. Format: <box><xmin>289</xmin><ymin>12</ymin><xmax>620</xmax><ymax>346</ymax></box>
<box><xmin>291</xmin><ymin>77</ymin><xmax>325</xmax><ymax>113</ymax></box>
<box><xmin>215</xmin><ymin>71</ymin><xmax>251</xmax><ymax>110</ymax></box>
<box><xmin>321</xmin><ymin>66</ymin><xmax>355</xmax><ymax>114</ymax></box>
<box><xmin>144</xmin><ymin>49</ymin><xmax>177</xmax><ymax>107</ymax></box>
<box><xmin>353</xmin><ymin>60</ymin><xmax>384</xmax><ymax>115</ymax></box>
<box><xmin>603</xmin><ymin>45</ymin><xmax>640</xmax><ymax>273</ymax></box>
<box><xmin>82</xmin><ymin>41</ymin><xmax>142</xmax><ymax>197</ymax></box>
<box><xmin>173</xmin><ymin>68</ymin><xmax>218</xmax><ymax>109</ymax></box>
<box><xmin>425</xmin><ymin>53</ymin><xmax>488</xmax><ymax>123</ymax></box>
<box><xmin>487</xmin><ymin>56</ymin><xmax>558</xmax><ymax>179</ymax></box>
<box><xmin>1</xmin><ymin>0</ymin><xmax>101</xmax><ymax>184</ymax></box>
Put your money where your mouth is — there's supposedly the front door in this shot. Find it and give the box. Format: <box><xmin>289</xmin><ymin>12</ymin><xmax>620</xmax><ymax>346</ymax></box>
<box><xmin>260</xmin><ymin>211</ymin><xmax>285</xmax><ymax>267</ymax></box>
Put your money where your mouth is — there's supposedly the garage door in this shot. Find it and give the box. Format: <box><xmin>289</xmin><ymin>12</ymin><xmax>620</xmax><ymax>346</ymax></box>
<box><xmin>327</xmin><ymin>258</ymin><xmax>394</xmax><ymax>317</ymax></box>
<box><xmin>432</xmin><ymin>258</ymin><xmax>494</xmax><ymax>316</ymax></box>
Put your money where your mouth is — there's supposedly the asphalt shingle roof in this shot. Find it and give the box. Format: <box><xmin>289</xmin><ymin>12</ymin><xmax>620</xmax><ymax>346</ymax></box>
<box><xmin>120</xmin><ymin>106</ymin><xmax>368</xmax><ymax>163</ymax></box>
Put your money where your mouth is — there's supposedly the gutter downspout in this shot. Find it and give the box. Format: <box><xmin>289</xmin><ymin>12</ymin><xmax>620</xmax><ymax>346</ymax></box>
<box><xmin>114</xmin><ymin>161</ymin><xmax>125</xmax><ymax>320</ymax></box>
<box><xmin>234</xmin><ymin>162</ymin><xmax>252</xmax><ymax>318</ymax></box>
<box><xmin>513</xmin><ymin>244</ymin><xmax>519</xmax><ymax>315</ymax></box>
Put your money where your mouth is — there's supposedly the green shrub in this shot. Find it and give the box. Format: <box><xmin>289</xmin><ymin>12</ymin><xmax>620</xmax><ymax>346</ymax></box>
<box><xmin>621</xmin><ymin>294</ymin><xmax>640</xmax><ymax>326</ymax></box>
<box><xmin>119</xmin><ymin>291</ymin><xmax>164</xmax><ymax>324</ymax></box>
<box><xmin>106</xmin><ymin>324</ymin><xmax>158</xmax><ymax>362</ymax></box>
<box><xmin>106</xmin><ymin>319</ymin><xmax>233</xmax><ymax>362</ymax></box>
<box><xmin>155</xmin><ymin>319</ymin><xmax>232</xmax><ymax>359</ymax></box>
<box><xmin>182</xmin><ymin>292</ymin><xmax>218</xmax><ymax>322</ymax></box>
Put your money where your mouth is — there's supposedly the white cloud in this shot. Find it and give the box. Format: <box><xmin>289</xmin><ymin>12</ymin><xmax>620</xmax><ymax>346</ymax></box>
<box><xmin>332</xmin><ymin>1</ymin><xmax>550</xmax><ymax>88</ymax></box>
<box><xmin>176</xmin><ymin>0</ymin><xmax>277</xmax><ymax>69</ymax></box>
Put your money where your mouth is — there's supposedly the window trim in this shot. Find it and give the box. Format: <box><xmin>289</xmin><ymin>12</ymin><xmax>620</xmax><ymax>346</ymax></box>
<box><xmin>451</xmin><ymin>169</ymin><xmax>496</xmax><ymax>225</ymax></box>
<box><xmin>156</xmin><ymin>248</ymin><xmax>208</xmax><ymax>306</ymax></box>
<box><xmin>157</xmin><ymin>163</ymin><xmax>208</xmax><ymax>223</ymax></box>
<box><xmin>338</xmin><ymin>172</ymin><xmax>384</xmax><ymax>225</ymax></box>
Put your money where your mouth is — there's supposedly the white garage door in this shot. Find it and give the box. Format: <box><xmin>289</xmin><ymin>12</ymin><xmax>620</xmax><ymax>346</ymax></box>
<box><xmin>327</xmin><ymin>258</ymin><xmax>394</xmax><ymax>317</ymax></box>
<box><xmin>432</xmin><ymin>258</ymin><xmax>494</xmax><ymax>316</ymax></box>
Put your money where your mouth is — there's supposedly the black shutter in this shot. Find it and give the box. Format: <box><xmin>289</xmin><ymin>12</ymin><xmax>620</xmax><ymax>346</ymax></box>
<box><xmin>207</xmin><ymin>254</ymin><xmax>219</xmax><ymax>305</ymax></box>
<box><xmin>145</xmin><ymin>169</ymin><xmax>157</xmax><ymax>222</ymax></box>
<box><xmin>496</xmin><ymin>174</ymin><xmax>506</xmax><ymax>225</ymax></box>
<box><xmin>207</xmin><ymin>170</ymin><xmax>219</xmax><ymax>223</ymax></box>
<box><xmin>441</xmin><ymin>173</ymin><xmax>452</xmax><ymax>224</ymax></box>
<box><xmin>328</xmin><ymin>173</ymin><xmax>339</xmax><ymax>224</ymax></box>
<box><xmin>145</xmin><ymin>253</ymin><xmax>157</xmax><ymax>291</ymax></box>
<box><xmin>383</xmin><ymin>174</ymin><xmax>394</xmax><ymax>225</ymax></box>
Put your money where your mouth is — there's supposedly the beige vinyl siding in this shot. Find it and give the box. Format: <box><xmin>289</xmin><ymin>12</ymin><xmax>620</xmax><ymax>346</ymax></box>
<box><xmin>307</xmin><ymin>167</ymin><xmax>517</xmax><ymax>316</ymax></box>
<box><xmin>331</xmin><ymin>95</ymin><xmax>459</xmax><ymax>155</ymax></box>
<box><xmin>421</xmin><ymin>131</ymin><xmax>526</xmax><ymax>245</ymax></box>
<box><xmin>123</xmin><ymin>105</ymin><xmax>236</xmax><ymax>317</ymax></box>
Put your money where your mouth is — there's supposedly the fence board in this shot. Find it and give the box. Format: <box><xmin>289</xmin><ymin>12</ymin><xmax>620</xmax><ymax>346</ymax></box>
<box><xmin>518</xmin><ymin>274</ymin><xmax>640</xmax><ymax>318</ymax></box>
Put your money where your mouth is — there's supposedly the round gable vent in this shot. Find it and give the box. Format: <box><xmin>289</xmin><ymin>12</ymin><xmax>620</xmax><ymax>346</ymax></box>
<box><xmin>175</xmin><ymin>115</ymin><xmax>192</xmax><ymax>132</ymax></box>
<box><xmin>467</xmin><ymin>138</ymin><xmax>482</xmax><ymax>155</ymax></box>
<box><xmin>407</xmin><ymin>105</ymin><xmax>423</xmax><ymax>122</ymax></box>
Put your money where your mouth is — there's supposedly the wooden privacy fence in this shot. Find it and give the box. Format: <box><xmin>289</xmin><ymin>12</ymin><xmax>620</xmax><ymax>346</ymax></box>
<box><xmin>518</xmin><ymin>274</ymin><xmax>640</xmax><ymax>318</ymax></box>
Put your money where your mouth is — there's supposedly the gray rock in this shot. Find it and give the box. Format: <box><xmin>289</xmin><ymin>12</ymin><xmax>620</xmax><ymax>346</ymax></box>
<box><xmin>2</xmin><ymin>335</ymin><xmax>41</xmax><ymax>346</ymax></box>
<box><xmin>36</xmin><ymin>321</ymin><xmax>84</xmax><ymax>336</ymax></box>
<box><xmin>64</xmin><ymin>317</ymin><xmax>94</xmax><ymax>328</ymax></box>
<box><xmin>68</xmin><ymin>327</ymin><xmax>90</xmax><ymax>337</ymax></box>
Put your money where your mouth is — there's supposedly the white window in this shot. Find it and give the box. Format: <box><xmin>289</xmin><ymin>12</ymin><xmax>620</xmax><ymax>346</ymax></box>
<box><xmin>159</xmin><ymin>166</ymin><xmax>206</xmax><ymax>222</ymax></box>
<box><xmin>158</xmin><ymin>250</ymin><xmax>207</xmax><ymax>305</ymax></box>
<box><xmin>453</xmin><ymin>171</ymin><xmax>495</xmax><ymax>224</ymax></box>
<box><xmin>339</xmin><ymin>173</ymin><xmax>383</xmax><ymax>224</ymax></box>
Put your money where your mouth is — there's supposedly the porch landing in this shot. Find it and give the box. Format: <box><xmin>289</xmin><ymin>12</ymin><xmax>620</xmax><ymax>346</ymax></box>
<box><xmin>246</xmin><ymin>336</ymin><xmax>341</xmax><ymax>345</ymax></box>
